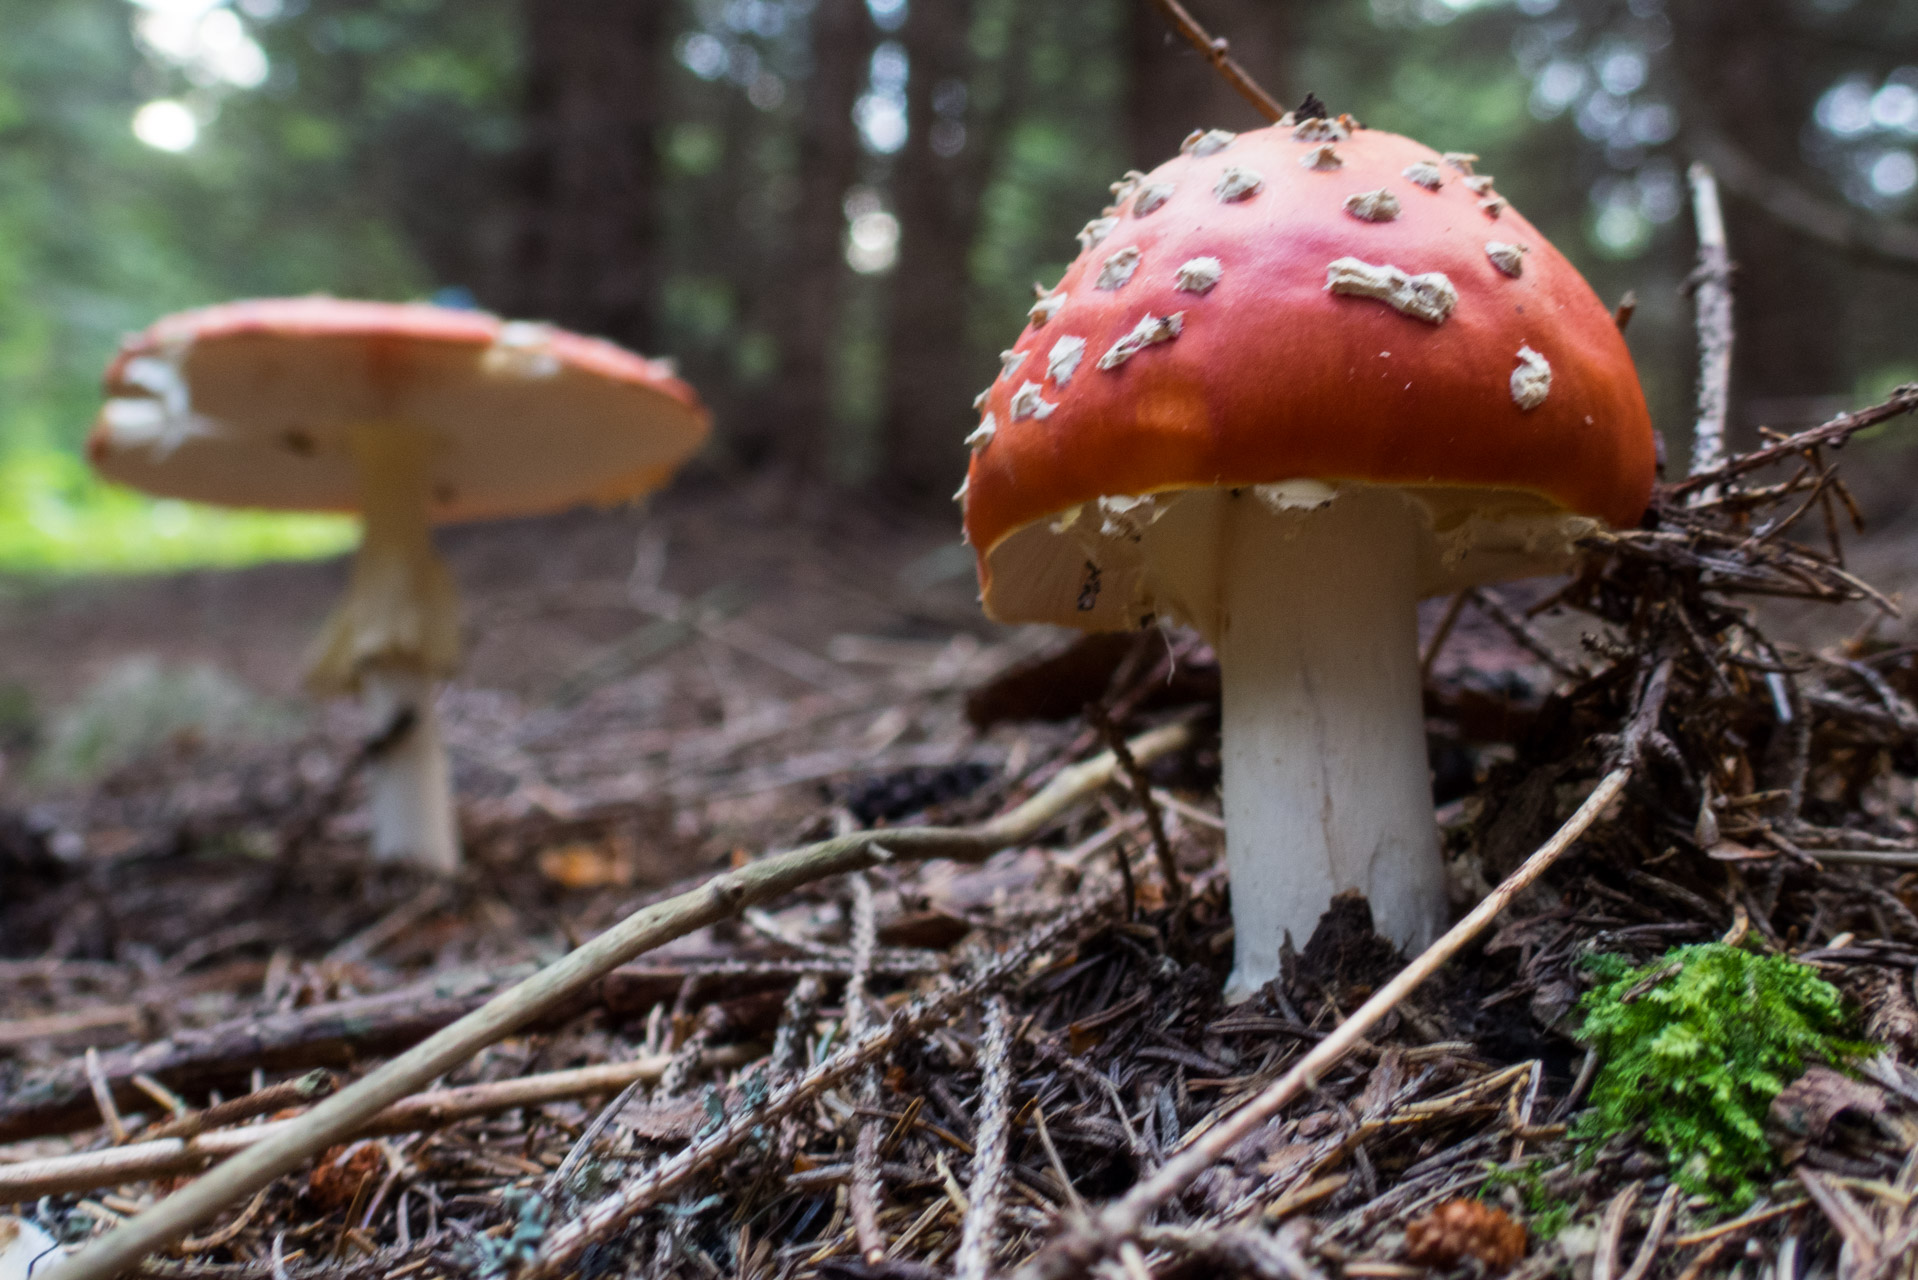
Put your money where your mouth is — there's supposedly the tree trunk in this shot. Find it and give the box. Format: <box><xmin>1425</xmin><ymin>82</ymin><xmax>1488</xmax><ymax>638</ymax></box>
<box><xmin>741</xmin><ymin>0</ymin><xmax>871</xmax><ymax>475</ymax></box>
<box><xmin>1126</xmin><ymin>0</ymin><xmax>1293</xmax><ymax>170</ymax></box>
<box><xmin>504</xmin><ymin>0</ymin><xmax>668</xmax><ymax>350</ymax></box>
<box><xmin>880</xmin><ymin>0</ymin><xmax>986</xmax><ymax>501</ymax></box>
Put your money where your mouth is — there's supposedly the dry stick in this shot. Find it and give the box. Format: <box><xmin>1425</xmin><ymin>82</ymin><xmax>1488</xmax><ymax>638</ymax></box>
<box><xmin>521</xmin><ymin>893</ymin><xmax>1115</xmax><ymax>1280</ymax></box>
<box><xmin>1618</xmin><ymin>1184</ymin><xmax>1683</xmax><ymax>1280</ymax></box>
<box><xmin>1468</xmin><ymin>588</ymin><xmax>1584</xmax><ymax>681</ymax></box>
<box><xmin>770</xmin><ymin>975</ymin><xmax>825</xmax><ymax>1076</ymax></box>
<box><xmin>140</xmin><ymin>1072</ymin><xmax>334</xmax><ymax>1144</ymax></box>
<box><xmin>1591</xmin><ymin>1182</ymin><xmax>1643</xmax><ymax>1280</ymax></box>
<box><xmin>1418</xmin><ymin>591</ymin><xmax>1470</xmax><ymax>683</ymax></box>
<box><xmin>846</xmin><ymin>873</ymin><xmax>887</xmax><ymax>1265</ymax></box>
<box><xmin>1687</xmin><ymin>162</ymin><xmax>1735</xmax><ymax>501</ymax></box>
<box><xmin>85</xmin><ymin>1049</ymin><xmax>129</xmax><ymax>1146</ymax></box>
<box><xmin>1148</xmin><ymin>0</ymin><xmax>1285</xmax><ymax>123</ymax></box>
<box><xmin>1613</xmin><ymin>290</ymin><xmax>1638</xmax><ymax>333</ymax></box>
<box><xmin>1663</xmin><ymin>381</ymin><xmax>1918</xmax><ymax>499</ymax></box>
<box><xmin>0</xmin><ymin>1051</ymin><xmax>755</xmax><ymax>1201</ymax></box>
<box><xmin>955</xmin><ymin>995</ymin><xmax>1015</xmax><ymax>1280</ymax></box>
<box><xmin>2</xmin><ymin>971</ymin><xmax>544</xmax><ymax>1143</ymax></box>
<box><xmin>44</xmin><ymin>720</ymin><xmax>1192</xmax><ymax>1280</ymax></box>
<box><xmin>1095</xmin><ymin>709</ymin><xmax>1186</xmax><ymax>946</ymax></box>
<box><xmin>1012</xmin><ymin>764</ymin><xmax>1638</xmax><ymax>1280</ymax></box>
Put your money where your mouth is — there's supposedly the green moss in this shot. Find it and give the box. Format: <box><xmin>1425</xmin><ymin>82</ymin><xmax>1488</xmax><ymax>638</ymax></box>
<box><xmin>1478</xmin><ymin>1158</ymin><xmax>1573</xmax><ymax>1239</ymax></box>
<box><xmin>1573</xmin><ymin>943</ymin><xmax>1876</xmax><ymax>1207</ymax></box>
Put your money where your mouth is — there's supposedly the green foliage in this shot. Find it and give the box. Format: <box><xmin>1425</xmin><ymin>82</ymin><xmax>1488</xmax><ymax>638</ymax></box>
<box><xmin>0</xmin><ymin>0</ymin><xmax>505</xmax><ymax>575</ymax></box>
<box><xmin>1573</xmin><ymin>944</ymin><xmax>1876</xmax><ymax>1207</ymax></box>
<box><xmin>0</xmin><ymin>447</ymin><xmax>354</xmax><ymax>575</ymax></box>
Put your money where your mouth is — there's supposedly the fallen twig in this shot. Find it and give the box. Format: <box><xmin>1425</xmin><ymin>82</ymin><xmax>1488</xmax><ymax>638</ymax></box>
<box><xmin>521</xmin><ymin>892</ymin><xmax>1116</xmax><ymax>1278</ymax></box>
<box><xmin>847</xmin><ymin>872</ymin><xmax>887</xmax><ymax>1266</ymax></box>
<box><xmin>0</xmin><ymin>1049</ymin><xmax>747</xmax><ymax>1201</ymax></box>
<box><xmin>1013</xmin><ymin>757</ymin><xmax>1640</xmax><ymax>1280</ymax></box>
<box><xmin>0</xmin><ymin>973</ymin><xmax>545</xmax><ymax>1143</ymax></box>
<box><xmin>956</xmin><ymin>995</ymin><xmax>1015</xmax><ymax>1280</ymax></box>
<box><xmin>141</xmin><ymin>1071</ymin><xmax>335</xmax><ymax>1142</ymax></box>
<box><xmin>42</xmin><ymin>719</ymin><xmax>1193</xmax><ymax>1280</ymax></box>
<box><xmin>1665</xmin><ymin>383</ymin><xmax>1918</xmax><ymax>499</ymax></box>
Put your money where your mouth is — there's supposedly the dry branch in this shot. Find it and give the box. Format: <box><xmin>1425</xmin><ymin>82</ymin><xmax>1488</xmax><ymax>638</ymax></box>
<box><xmin>1665</xmin><ymin>383</ymin><xmax>1918</xmax><ymax>499</ymax></box>
<box><xmin>41</xmin><ymin>720</ymin><xmax>1194</xmax><ymax>1280</ymax></box>
<box><xmin>1149</xmin><ymin>0</ymin><xmax>1286</xmax><ymax>124</ymax></box>
<box><xmin>1014</xmin><ymin>753</ymin><xmax>1644</xmax><ymax>1280</ymax></box>
<box><xmin>520</xmin><ymin>892</ymin><xmax>1116</xmax><ymax>1279</ymax></box>
<box><xmin>0</xmin><ymin>1050</ymin><xmax>746</xmax><ymax>1200</ymax></box>
<box><xmin>0</xmin><ymin>976</ymin><xmax>550</xmax><ymax>1144</ymax></box>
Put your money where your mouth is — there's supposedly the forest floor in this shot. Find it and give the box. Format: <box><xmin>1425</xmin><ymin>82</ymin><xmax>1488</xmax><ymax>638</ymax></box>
<box><xmin>4</xmin><ymin>430</ymin><xmax>1918</xmax><ymax>1279</ymax></box>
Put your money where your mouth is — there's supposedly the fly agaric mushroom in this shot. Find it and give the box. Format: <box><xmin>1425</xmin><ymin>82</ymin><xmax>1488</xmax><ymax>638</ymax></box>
<box><xmin>964</xmin><ymin>114</ymin><xmax>1654</xmax><ymax>1000</ymax></box>
<box><xmin>88</xmin><ymin>298</ymin><xmax>708</xmax><ymax>872</ymax></box>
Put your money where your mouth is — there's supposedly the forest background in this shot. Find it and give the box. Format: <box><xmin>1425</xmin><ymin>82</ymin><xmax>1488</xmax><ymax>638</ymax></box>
<box><xmin>2</xmin><ymin>0</ymin><xmax>1916</xmax><ymax>572</ymax></box>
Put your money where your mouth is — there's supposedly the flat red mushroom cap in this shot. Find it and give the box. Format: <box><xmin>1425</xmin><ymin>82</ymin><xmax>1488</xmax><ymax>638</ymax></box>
<box><xmin>89</xmin><ymin>297</ymin><xmax>709</xmax><ymax>522</ymax></box>
<box><xmin>962</xmin><ymin>121</ymin><xmax>1656</xmax><ymax>618</ymax></box>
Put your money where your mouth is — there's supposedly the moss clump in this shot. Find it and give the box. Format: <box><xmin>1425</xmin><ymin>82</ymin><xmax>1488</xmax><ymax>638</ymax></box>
<box><xmin>1573</xmin><ymin>943</ymin><xmax>1875</xmax><ymax>1206</ymax></box>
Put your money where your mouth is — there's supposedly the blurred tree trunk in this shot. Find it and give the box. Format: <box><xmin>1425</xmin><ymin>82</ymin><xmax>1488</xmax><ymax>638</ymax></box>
<box><xmin>1127</xmin><ymin>0</ymin><xmax>1293</xmax><ymax>169</ymax></box>
<box><xmin>880</xmin><ymin>1</ymin><xmax>1025</xmax><ymax>501</ymax></box>
<box><xmin>1671</xmin><ymin>2</ymin><xmax>1850</xmax><ymax>440</ymax></box>
<box><xmin>503</xmin><ymin>0</ymin><xmax>668</xmax><ymax>350</ymax></box>
<box><xmin>742</xmin><ymin>0</ymin><xmax>871</xmax><ymax>475</ymax></box>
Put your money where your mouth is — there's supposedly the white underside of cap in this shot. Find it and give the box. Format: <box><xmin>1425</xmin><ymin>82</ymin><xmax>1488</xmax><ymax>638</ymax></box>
<box><xmin>982</xmin><ymin>482</ymin><xmax>1598</xmax><ymax>632</ymax></box>
<box><xmin>94</xmin><ymin>335</ymin><xmax>704</xmax><ymax>520</ymax></box>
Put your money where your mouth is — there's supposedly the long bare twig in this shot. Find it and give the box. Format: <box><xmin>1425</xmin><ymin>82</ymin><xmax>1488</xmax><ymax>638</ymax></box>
<box><xmin>521</xmin><ymin>892</ymin><xmax>1117</xmax><ymax>1279</ymax></box>
<box><xmin>847</xmin><ymin>872</ymin><xmax>888</xmax><ymax>1265</ymax></box>
<box><xmin>1666</xmin><ymin>383</ymin><xmax>1918</xmax><ymax>499</ymax></box>
<box><xmin>1148</xmin><ymin>0</ymin><xmax>1286</xmax><ymax>123</ymax></box>
<box><xmin>41</xmin><ymin>721</ymin><xmax>1193</xmax><ymax>1280</ymax></box>
<box><xmin>1013</xmin><ymin>753</ymin><xmax>1646</xmax><ymax>1280</ymax></box>
<box><xmin>956</xmin><ymin>995</ymin><xmax>1015</xmax><ymax>1280</ymax></box>
<box><xmin>0</xmin><ymin>1050</ymin><xmax>752</xmax><ymax>1201</ymax></box>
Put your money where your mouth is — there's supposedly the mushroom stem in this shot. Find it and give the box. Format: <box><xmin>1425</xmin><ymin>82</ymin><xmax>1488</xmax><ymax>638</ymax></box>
<box><xmin>360</xmin><ymin>663</ymin><xmax>459</xmax><ymax>872</ymax></box>
<box><xmin>304</xmin><ymin>425</ymin><xmax>462</xmax><ymax>872</ymax></box>
<box><xmin>1207</xmin><ymin>488</ymin><xmax>1446</xmax><ymax>1002</ymax></box>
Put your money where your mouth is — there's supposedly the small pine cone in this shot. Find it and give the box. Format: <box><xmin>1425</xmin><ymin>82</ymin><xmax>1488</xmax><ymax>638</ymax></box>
<box><xmin>1404</xmin><ymin>1199</ymin><xmax>1526</xmax><ymax>1272</ymax></box>
<box><xmin>306</xmin><ymin>1141</ymin><xmax>382</xmax><ymax>1212</ymax></box>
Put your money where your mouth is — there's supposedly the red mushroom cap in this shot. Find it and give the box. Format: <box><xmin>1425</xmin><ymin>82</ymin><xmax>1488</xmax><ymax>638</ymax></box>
<box><xmin>962</xmin><ymin>120</ymin><xmax>1655</xmax><ymax>620</ymax></box>
<box><xmin>89</xmin><ymin>297</ymin><xmax>709</xmax><ymax>523</ymax></box>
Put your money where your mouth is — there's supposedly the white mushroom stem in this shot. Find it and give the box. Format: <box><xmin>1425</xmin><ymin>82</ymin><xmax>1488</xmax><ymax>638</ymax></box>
<box><xmin>304</xmin><ymin>424</ymin><xmax>462</xmax><ymax>872</ymax></box>
<box><xmin>1204</xmin><ymin>489</ymin><xmax>1446</xmax><ymax>1001</ymax></box>
<box><xmin>359</xmin><ymin>664</ymin><xmax>458</xmax><ymax>872</ymax></box>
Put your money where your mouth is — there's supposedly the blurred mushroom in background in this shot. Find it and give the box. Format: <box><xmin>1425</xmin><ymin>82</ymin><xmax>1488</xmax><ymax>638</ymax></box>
<box><xmin>89</xmin><ymin>298</ymin><xmax>709</xmax><ymax>871</ymax></box>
